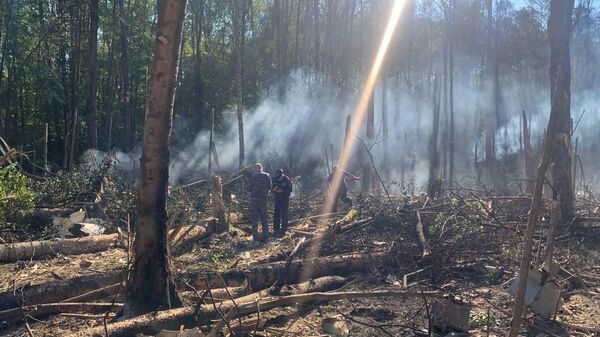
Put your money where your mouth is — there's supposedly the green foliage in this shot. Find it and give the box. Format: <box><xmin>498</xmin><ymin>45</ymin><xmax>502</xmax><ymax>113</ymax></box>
<box><xmin>0</xmin><ymin>164</ymin><xmax>35</xmax><ymax>222</ymax></box>
<box><xmin>34</xmin><ymin>153</ymin><xmax>112</xmax><ymax>206</ymax></box>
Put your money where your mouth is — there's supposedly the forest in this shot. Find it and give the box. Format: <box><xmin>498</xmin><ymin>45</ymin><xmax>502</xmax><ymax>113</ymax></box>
<box><xmin>0</xmin><ymin>0</ymin><xmax>599</xmax><ymax>336</ymax></box>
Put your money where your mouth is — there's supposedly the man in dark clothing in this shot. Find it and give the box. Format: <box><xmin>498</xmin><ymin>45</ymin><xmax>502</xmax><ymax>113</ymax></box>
<box><xmin>248</xmin><ymin>163</ymin><xmax>272</xmax><ymax>241</ymax></box>
<box><xmin>271</xmin><ymin>169</ymin><xmax>292</xmax><ymax>236</ymax></box>
<box><xmin>327</xmin><ymin>165</ymin><xmax>360</xmax><ymax>209</ymax></box>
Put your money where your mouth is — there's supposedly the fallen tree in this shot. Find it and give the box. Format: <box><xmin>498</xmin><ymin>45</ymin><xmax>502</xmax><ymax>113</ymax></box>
<box><xmin>0</xmin><ymin>302</ymin><xmax>123</xmax><ymax>328</ymax></box>
<box><xmin>75</xmin><ymin>288</ymin><xmax>443</xmax><ymax>337</ymax></box>
<box><xmin>0</xmin><ymin>270</ymin><xmax>122</xmax><ymax>310</ymax></box>
<box><xmin>0</xmin><ymin>251</ymin><xmax>388</xmax><ymax>311</ymax></box>
<box><xmin>188</xmin><ymin>251</ymin><xmax>389</xmax><ymax>290</ymax></box>
<box><xmin>0</xmin><ymin>233</ymin><xmax>121</xmax><ymax>263</ymax></box>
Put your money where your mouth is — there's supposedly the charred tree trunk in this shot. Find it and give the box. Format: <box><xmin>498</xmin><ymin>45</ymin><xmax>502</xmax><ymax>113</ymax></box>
<box><xmin>522</xmin><ymin>111</ymin><xmax>535</xmax><ymax>194</ymax></box>
<box><xmin>86</xmin><ymin>0</ymin><xmax>99</xmax><ymax>149</ymax></box>
<box><xmin>548</xmin><ymin>0</ymin><xmax>575</xmax><ymax>223</ymax></box>
<box><xmin>427</xmin><ymin>76</ymin><xmax>441</xmax><ymax>198</ymax></box>
<box><xmin>124</xmin><ymin>0</ymin><xmax>187</xmax><ymax>317</ymax></box>
<box><xmin>508</xmin><ymin>1</ymin><xmax>575</xmax><ymax>335</ymax></box>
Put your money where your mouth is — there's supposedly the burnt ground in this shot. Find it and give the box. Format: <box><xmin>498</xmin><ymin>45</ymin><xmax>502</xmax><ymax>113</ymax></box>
<box><xmin>1</xmin><ymin>192</ymin><xmax>600</xmax><ymax>336</ymax></box>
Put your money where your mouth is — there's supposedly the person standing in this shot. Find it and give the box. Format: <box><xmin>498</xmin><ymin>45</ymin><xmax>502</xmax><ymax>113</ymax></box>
<box><xmin>271</xmin><ymin>169</ymin><xmax>292</xmax><ymax>236</ymax></box>
<box><xmin>248</xmin><ymin>163</ymin><xmax>272</xmax><ymax>241</ymax></box>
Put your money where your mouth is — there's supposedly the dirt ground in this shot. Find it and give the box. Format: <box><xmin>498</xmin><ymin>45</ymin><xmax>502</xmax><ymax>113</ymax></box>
<box><xmin>1</xmin><ymin>194</ymin><xmax>600</xmax><ymax>337</ymax></box>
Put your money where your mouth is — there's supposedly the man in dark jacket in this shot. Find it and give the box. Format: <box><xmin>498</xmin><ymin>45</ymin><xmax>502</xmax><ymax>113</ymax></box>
<box><xmin>271</xmin><ymin>169</ymin><xmax>292</xmax><ymax>236</ymax></box>
<box><xmin>248</xmin><ymin>163</ymin><xmax>272</xmax><ymax>241</ymax></box>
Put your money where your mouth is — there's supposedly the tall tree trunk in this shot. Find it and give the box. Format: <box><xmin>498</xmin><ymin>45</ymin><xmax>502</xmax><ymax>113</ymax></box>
<box><xmin>522</xmin><ymin>110</ymin><xmax>535</xmax><ymax>194</ymax></box>
<box><xmin>232</xmin><ymin>0</ymin><xmax>245</xmax><ymax>170</ymax></box>
<box><xmin>0</xmin><ymin>0</ymin><xmax>14</xmax><ymax>136</ymax></box>
<box><xmin>105</xmin><ymin>40</ymin><xmax>117</xmax><ymax>152</ymax></box>
<box><xmin>548</xmin><ymin>0</ymin><xmax>575</xmax><ymax>223</ymax></box>
<box><xmin>193</xmin><ymin>0</ymin><xmax>204</xmax><ymax>132</ymax></box>
<box><xmin>86</xmin><ymin>0</ymin><xmax>99</xmax><ymax>149</ymax></box>
<box><xmin>313</xmin><ymin>0</ymin><xmax>320</xmax><ymax>72</ymax></box>
<box><xmin>68</xmin><ymin>2</ymin><xmax>82</xmax><ymax>170</ymax></box>
<box><xmin>124</xmin><ymin>0</ymin><xmax>187</xmax><ymax>317</ymax></box>
<box><xmin>104</xmin><ymin>0</ymin><xmax>118</xmax><ymax>153</ymax></box>
<box><xmin>382</xmin><ymin>76</ymin><xmax>389</xmax><ymax>174</ymax></box>
<box><xmin>428</xmin><ymin>76</ymin><xmax>441</xmax><ymax>198</ymax></box>
<box><xmin>484</xmin><ymin>0</ymin><xmax>495</xmax><ymax>168</ymax></box>
<box><xmin>293</xmin><ymin>0</ymin><xmax>301</xmax><ymax>68</ymax></box>
<box><xmin>361</xmin><ymin>88</ymin><xmax>374</xmax><ymax>193</ymax></box>
<box><xmin>448</xmin><ymin>3</ymin><xmax>455</xmax><ymax>189</ymax></box>
<box><xmin>508</xmin><ymin>3</ymin><xmax>575</xmax><ymax>334</ymax></box>
<box><xmin>119</xmin><ymin>0</ymin><xmax>131</xmax><ymax>151</ymax></box>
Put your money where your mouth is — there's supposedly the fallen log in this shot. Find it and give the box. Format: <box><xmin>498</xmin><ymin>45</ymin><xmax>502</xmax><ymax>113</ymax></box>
<box><xmin>59</xmin><ymin>282</ymin><xmax>124</xmax><ymax>303</ymax></box>
<box><xmin>76</xmin><ymin>288</ymin><xmax>442</xmax><ymax>337</ymax></box>
<box><xmin>0</xmin><ymin>233</ymin><xmax>121</xmax><ymax>263</ymax></box>
<box><xmin>189</xmin><ymin>251</ymin><xmax>389</xmax><ymax>291</ymax></box>
<box><xmin>0</xmin><ymin>302</ymin><xmax>123</xmax><ymax>328</ymax></box>
<box><xmin>0</xmin><ymin>270</ymin><xmax>122</xmax><ymax>310</ymax></box>
<box><xmin>172</xmin><ymin>224</ymin><xmax>211</xmax><ymax>249</ymax></box>
<box><xmin>0</xmin><ymin>251</ymin><xmax>387</xmax><ymax>311</ymax></box>
<box><xmin>220</xmin><ymin>275</ymin><xmax>347</xmax><ymax>306</ymax></box>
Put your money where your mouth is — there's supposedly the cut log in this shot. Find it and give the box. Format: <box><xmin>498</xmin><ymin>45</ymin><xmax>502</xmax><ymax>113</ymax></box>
<box><xmin>0</xmin><ymin>270</ymin><xmax>122</xmax><ymax>310</ymax></box>
<box><xmin>59</xmin><ymin>282</ymin><xmax>124</xmax><ymax>303</ymax></box>
<box><xmin>189</xmin><ymin>251</ymin><xmax>389</xmax><ymax>291</ymax></box>
<box><xmin>218</xmin><ymin>276</ymin><xmax>347</xmax><ymax>305</ymax></box>
<box><xmin>171</xmin><ymin>224</ymin><xmax>211</xmax><ymax>249</ymax></box>
<box><xmin>0</xmin><ymin>302</ymin><xmax>123</xmax><ymax>328</ymax></box>
<box><xmin>75</xmin><ymin>288</ymin><xmax>442</xmax><ymax>337</ymax></box>
<box><xmin>0</xmin><ymin>252</ymin><xmax>387</xmax><ymax>311</ymax></box>
<box><xmin>0</xmin><ymin>233</ymin><xmax>120</xmax><ymax>263</ymax></box>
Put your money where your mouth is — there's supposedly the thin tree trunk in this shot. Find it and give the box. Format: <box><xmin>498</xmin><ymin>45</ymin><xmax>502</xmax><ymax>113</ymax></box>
<box><xmin>124</xmin><ymin>0</ymin><xmax>187</xmax><ymax>317</ymax></box>
<box><xmin>104</xmin><ymin>0</ymin><xmax>118</xmax><ymax>152</ymax></box>
<box><xmin>448</xmin><ymin>3</ymin><xmax>455</xmax><ymax>189</ymax></box>
<box><xmin>522</xmin><ymin>110</ymin><xmax>535</xmax><ymax>193</ymax></box>
<box><xmin>293</xmin><ymin>0</ymin><xmax>301</xmax><ymax>67</ymax></box>
<box><xmin>313</xmin><ymin>0</ymin><xmax>320</xmax><ymax>72</ymax></box>
<box><xmin>361</xmin><ymin>88</ymin><xmax>374</xmax><ymax>193</ymax></box>
<box><xmin>193</xmin><ymin>0</ymin><xmax>204</xmax><ymax>132</ymax></box>
<box><xmin>484</xmin><ymin>0</ymin><xmax>495</xmax><ymax>169</ymax></box>
<box><xmin>382</xmin><ymin>76</ymin><xmax>389</xmax><ymax>173</ymax></box>
<box><xmin>428</xmin><ymin>75</ymin><xmax>441</xmax><ymax>198</ymax></box>
<box><xmin>232</xmin><ymin>0</ymin><xmax>245</xmax><ymax>170</ymax></box>
<box><xmin>119</xmin><ymin>0</ymin><xmax>131</xmax><ymax>151</ymax></box>
<box><xmin>68</xmin><ymin>2</ymin><xmax>83</xmax><ymax>170</ymax></box>
<box><xmin>0</xmin><ymin>0</ymin><xmax>14</xmax><ymax>136</ymax></box>
<box><xmin>508</xmin><ymin>1</ymin><xmax>574</xmax><ymax>335</ymax></box>
<box><xmin>86</xmin><ymin>0</ymin><xmax>99</xmax><ymax>149</ymax></box>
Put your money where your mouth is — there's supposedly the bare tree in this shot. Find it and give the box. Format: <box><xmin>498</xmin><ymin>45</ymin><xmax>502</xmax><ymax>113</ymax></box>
<box><xmin>548</xmin><ymin>0</ymin><xmax>575</xmax><ymax>223</ymax></box>
<box><xmin>86</xmin><ymin>0</ymin><xmax>99</xmax><ymax>149</ymax></box>
<box><xmin>124</xmin><ymin>0</ymin><xmax>187</xmax><ymax>316</ymax></box>
<box><xmin>232</xmin><ymin>0</ymin><xmax>246</xmax><ymax>170</ymax></box>
<box><xmin>119</xmin><ymin>0</ymin><xmax>131</xmax><ymax>151</ymax></box>
<box><xmin>508</xmin><ymin>1</ymin><xmax>575</xmax><ymax>335</ymax></box>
